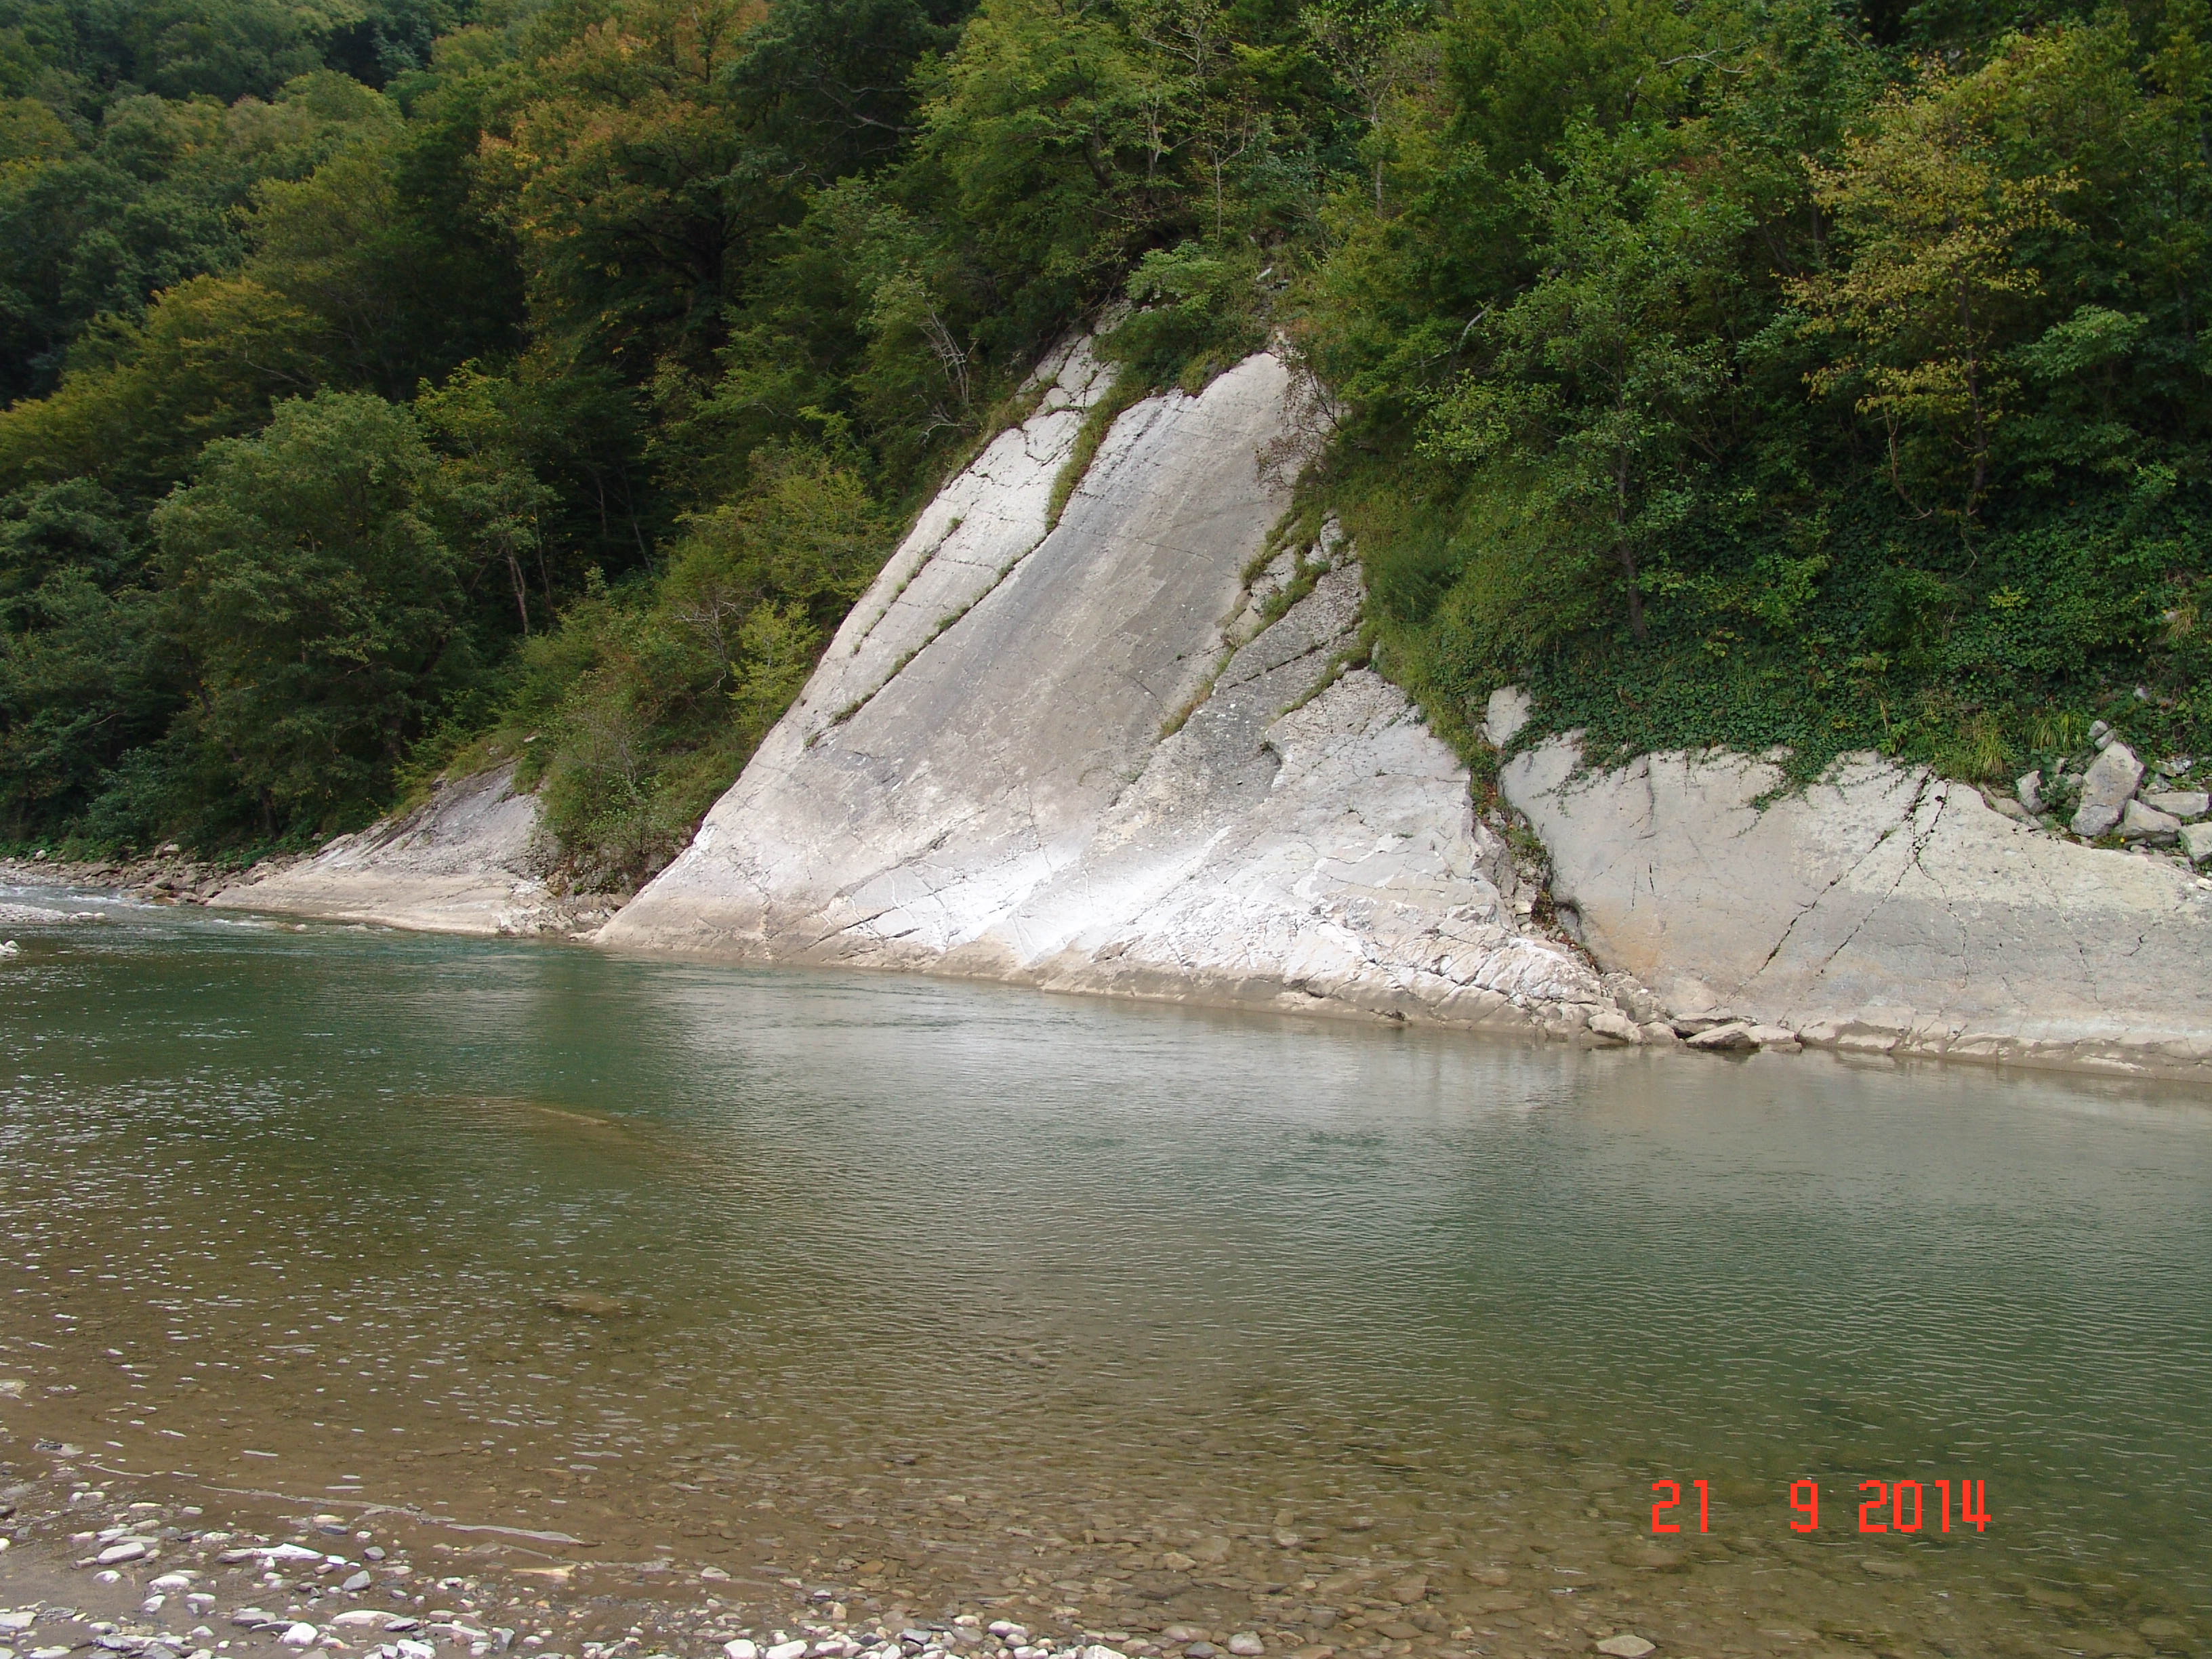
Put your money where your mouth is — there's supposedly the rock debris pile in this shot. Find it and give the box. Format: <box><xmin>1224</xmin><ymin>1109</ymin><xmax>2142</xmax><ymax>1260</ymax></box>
<box><xmin>2013</xmin><ymin>722</ymin><xmax>2211</xmax><ymax>864</ymax></box>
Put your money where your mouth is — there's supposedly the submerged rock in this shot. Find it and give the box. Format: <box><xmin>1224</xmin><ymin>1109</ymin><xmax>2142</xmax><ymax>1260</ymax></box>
<box><xmin>1685</xmin><ymin>1023</ymin><xmax>1757</xmax><ymax>1052</ymax></box>
<box><xmin>543</xmin><ymin>1292</ymin><xmax>630</xmax><ymax>1318</ymax></box>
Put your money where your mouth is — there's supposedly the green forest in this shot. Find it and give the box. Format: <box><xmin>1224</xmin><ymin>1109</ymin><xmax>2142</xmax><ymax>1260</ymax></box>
<box><xmin>0</xmin><ymin>0</ymin><xmax>2205</xmax><ymax>881</ymax></box>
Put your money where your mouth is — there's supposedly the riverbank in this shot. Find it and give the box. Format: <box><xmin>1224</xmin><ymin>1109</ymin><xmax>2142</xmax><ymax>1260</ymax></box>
<box><xmin>3</xmin><ymin>1393</ymin><xmax>2194</xmax><ymax>1659</ymax></box>
<box><xmin>0</xmin><ymin>1456</ymin><xmax>1231</xmax><ymax>1659</ymax></box>
<box><xmin>1489</xmin><ymin>697</ymin><xmax>2212</xmax><ymax>1086</ymax></box>
<box><xmin>1</xmin><ymin>850</ymin><xmax>248</xmax><ymax>909</ymax></box>
<box><xmin>14</xmin><ymin>341</ymin><xmax>2211</xmax><ymax>1082</ymax></box>
<box><xmin>203</xmin><ymin>768</ymin><xmax>614</xmax><ymax>939</ymax></box>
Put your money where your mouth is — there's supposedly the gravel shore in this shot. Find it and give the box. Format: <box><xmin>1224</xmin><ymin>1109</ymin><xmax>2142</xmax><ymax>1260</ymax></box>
<box><xmin>0</xmin><ymin>1454</ymin><xmax>1429</xmax><ymax>1659</ymax></box>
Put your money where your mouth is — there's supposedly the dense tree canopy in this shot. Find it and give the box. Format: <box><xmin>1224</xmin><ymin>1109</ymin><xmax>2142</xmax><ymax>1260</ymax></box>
<box><xmin>0</xmin><ymin>0</ymin><xmax>2203</xmax><ymax>876</ymax></box>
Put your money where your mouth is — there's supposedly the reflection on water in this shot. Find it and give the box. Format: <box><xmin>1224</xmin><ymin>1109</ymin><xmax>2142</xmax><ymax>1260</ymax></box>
<box><xmin>2</xmin><ymin>895</ymin><xmax>2209</xmax><ymax>1651</ymax></box>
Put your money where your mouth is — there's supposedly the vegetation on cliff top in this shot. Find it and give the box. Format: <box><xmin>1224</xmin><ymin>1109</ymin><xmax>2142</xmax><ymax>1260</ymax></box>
<box><xmin>0</xmin><ymin>0</ymin><xmax>2205</xmax><ymax>879</ymax></box>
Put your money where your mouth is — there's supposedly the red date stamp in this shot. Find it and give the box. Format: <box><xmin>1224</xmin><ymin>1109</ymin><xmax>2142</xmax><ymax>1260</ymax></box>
<box><xmin>1650</xmin><ymin>1477</ymin><xmax>1990</xmax><ymax>1534</ymax></box>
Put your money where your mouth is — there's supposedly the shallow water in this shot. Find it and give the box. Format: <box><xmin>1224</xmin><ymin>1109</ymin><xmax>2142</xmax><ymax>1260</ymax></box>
<box><xmin>3</xmin><ymin>894</ymin><xmax>2209</xmax><ymax>1651</ymax></box>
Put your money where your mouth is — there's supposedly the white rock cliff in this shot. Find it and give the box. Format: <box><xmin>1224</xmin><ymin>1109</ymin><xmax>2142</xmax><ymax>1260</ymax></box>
<box><xmin>208</xmin><ymin>337</ymin><xmax>2212</xmax><ymax>1080</ymax></box>
<box><xmin>211</xmin><ymin>763</ymin><xmax>601</xmax><ymax>936</ymax></box>
<box><xmin>1499</xmin><ymin>726</ymin><xmax>2212</xmax><ymax>1079</ymax></box>
<box><xmin>600</xmin><ymin>346</ymin><xmax>1622</xmax><ymax>1036</ymax></box>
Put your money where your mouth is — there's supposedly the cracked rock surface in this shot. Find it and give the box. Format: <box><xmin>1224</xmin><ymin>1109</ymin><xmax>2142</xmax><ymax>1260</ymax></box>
<box><xmin>600</xmin><ymin>350</ymin><xmax>1622</xmax><ymax>1036</ymax></box>
<box><xmin>1500</xmin><ymin>737</ymin><xmax>2212</xmax><ymax>1079</ymax></box>
<box><xmin>799</xmin><ymin>335</ymin><xmax>1118</xmax><ymax>737</ymax></box>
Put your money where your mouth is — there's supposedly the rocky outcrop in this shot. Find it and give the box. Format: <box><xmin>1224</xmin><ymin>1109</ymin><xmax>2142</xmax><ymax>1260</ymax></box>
<box><xmin>1496</xmin><ymin>711</ymin><xmax>2212</xmax><ymax>1080</ymax></box>
<box><xmin>0</xmin><ymin>900</ymin><xmax>104</xmax><ymax>925</ymax></box>
<box><xmin>211</xmin><ymin>764</ymin><xmax>609</xmax><ymax>937</ymax></box>
<box><xmin>601</xmin><ymin>348</ymin><xmax>1640</xmax><ymax>1038</ymax></box>
<box><xmin>2015</xmin><ymin>719</ymin><xmax>2211</xmax><ymax>856</ymax></box>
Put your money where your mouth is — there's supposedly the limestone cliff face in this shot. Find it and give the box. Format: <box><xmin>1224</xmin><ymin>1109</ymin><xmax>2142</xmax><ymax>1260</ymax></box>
<box><xmin>600</xmin><ymin>347</ymin><xmax>1622</xmax><ymax>1035</ymax></box>
<box><xmin>1500</xmin><ymin>734</ymin><xmax>2212</xmax><ymax>1078</ymax></box>
<box><xmin>206</xmin><ymin>333</ymin><xmax>2212</xmax><ymax>1080</ymax></box>
<box><xmin>210</xmin><ymin>764</ymin><xmax>605</xmax><ymax>937</ymax></box>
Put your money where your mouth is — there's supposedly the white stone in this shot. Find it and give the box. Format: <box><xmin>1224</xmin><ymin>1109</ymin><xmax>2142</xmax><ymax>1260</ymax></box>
<box><xmin>2184</xmin><ymin>821</ymin><xmax>2212</xmax><ymax>864</ymax></box>
<box><xmin>98</xmin><ymin>1541</ymin><xmax>150</xmax><ymax>1564</ymax></box>
<box><xmin>1686</xmin><ymin>1021</ymin><xmax>1757</xmax><ymax>1051</ymax></box>
<box><xmin>1587</xmin><ymin>1010</ymin><xmax>1641</xmax><ymax>1043</ymax></box>
<box><xmin>2071</xmin><ymin>741</ymin><xmax>2145</xmax><ymax>837</ymax></box>
<box><xmin>769</xmin><ymin>1641</ymin><xmax>810</xmax><ymax>1659</ymax></box>
<box><xmin>2119</xmin><ymin>798</ymin><xmax>2182</xmax><ymax>843</ymax></box>
<box><xmin>2016</xmin><ymin>770</ymin><xmax>2044</xmax><ymax>814</ymax></box>
<box><xmin>1483</xmin><ymin>686</ymin><xmax>1533</xmax><ymax>748</ymax></box>
<box><xmin>1227</xmin><ymin>1639</ymin><xmax>1265</xmax><ymax>1658</ymax></box>
<box><xmin>2142</xmin><ymin>790</ymin><xmax>2209</xmax><ymax>821</ymax></box>
<box><xmin>150</xmin><ymin>1574</ymin><xmax>198</xmax><ymax>1591</ymax></box>
<box><xmin>1745</xmin><ymin>1024</ymin><xmax>1802</xmax><ymax>1051</ymax></box>
<box><xmin>1500</xmin><ymin>740</ymin><xmax>2212</xmax><ymax>1080</ymax></box>
<box><xmin>209</xmin><ymin>764</ymin><xmax>579</xmax><ymax>937</ymax></box>
<box><xmin>281</xmin><ymin>1627</ymin><xmax>320</xmax><ymax>1650</ymax></box>
<box><xmin>1594</xmin><ymin>1639</ymin><xmax>1654</xmax><ymax>1659</ymax></box>
<box><xmin>726</xmin><ymin>1642</ymin><xmax>760</xmax><ymax>1659</ymax></box>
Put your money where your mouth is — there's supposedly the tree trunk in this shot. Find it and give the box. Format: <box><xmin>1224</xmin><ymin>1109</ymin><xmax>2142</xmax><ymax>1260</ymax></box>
<box><xmin>506</xmin><ymin>551</ymin><xmax>531</xmax><ymax>634</ymax></box>
<box><xmin>1614</xmin><ymin>447</ymin><xmax>1646</xmax><ymax>640</ymax></box>
<box><xmin>1959</xmin><ymin>277</ymin><xmax>1988</xmax><ymax>520</ymax></box>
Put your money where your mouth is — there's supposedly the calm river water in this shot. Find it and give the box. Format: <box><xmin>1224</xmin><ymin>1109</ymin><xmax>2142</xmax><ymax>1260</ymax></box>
<box><xmin>3</xmin><ymin>894</ymin><xmax>2209</xmax><ymax>1654</ymax></box>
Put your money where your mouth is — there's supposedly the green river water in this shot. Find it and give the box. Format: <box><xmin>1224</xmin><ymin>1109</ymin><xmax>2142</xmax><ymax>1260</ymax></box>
<box><xmin>1</xmin><ymin>892</ymin><xmax>2208</xmax><ymax>1656</ymax></box>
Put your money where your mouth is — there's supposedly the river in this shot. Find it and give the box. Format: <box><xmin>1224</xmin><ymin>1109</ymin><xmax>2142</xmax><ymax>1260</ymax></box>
<box><xmin>2</xmin><ymin>893</ymin><xmax>2207</xmax><ymax>1656</ymax></box>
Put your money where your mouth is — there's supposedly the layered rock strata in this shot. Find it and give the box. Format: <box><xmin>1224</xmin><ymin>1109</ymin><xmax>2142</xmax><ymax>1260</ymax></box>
<box><xmin>1496</xmin><ymin>711</ymin><xmax>2212</xmax><ymax>1079</ymax></box>
<box><xmin>601</xmin><ymin>348</ymin><xmax>1635</xmax><ymax>1037</ymax></box>
<box><xmin>211</xmin><ymin>763</ymin><xmax>605</xmax><ymax>937</ymax></box>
